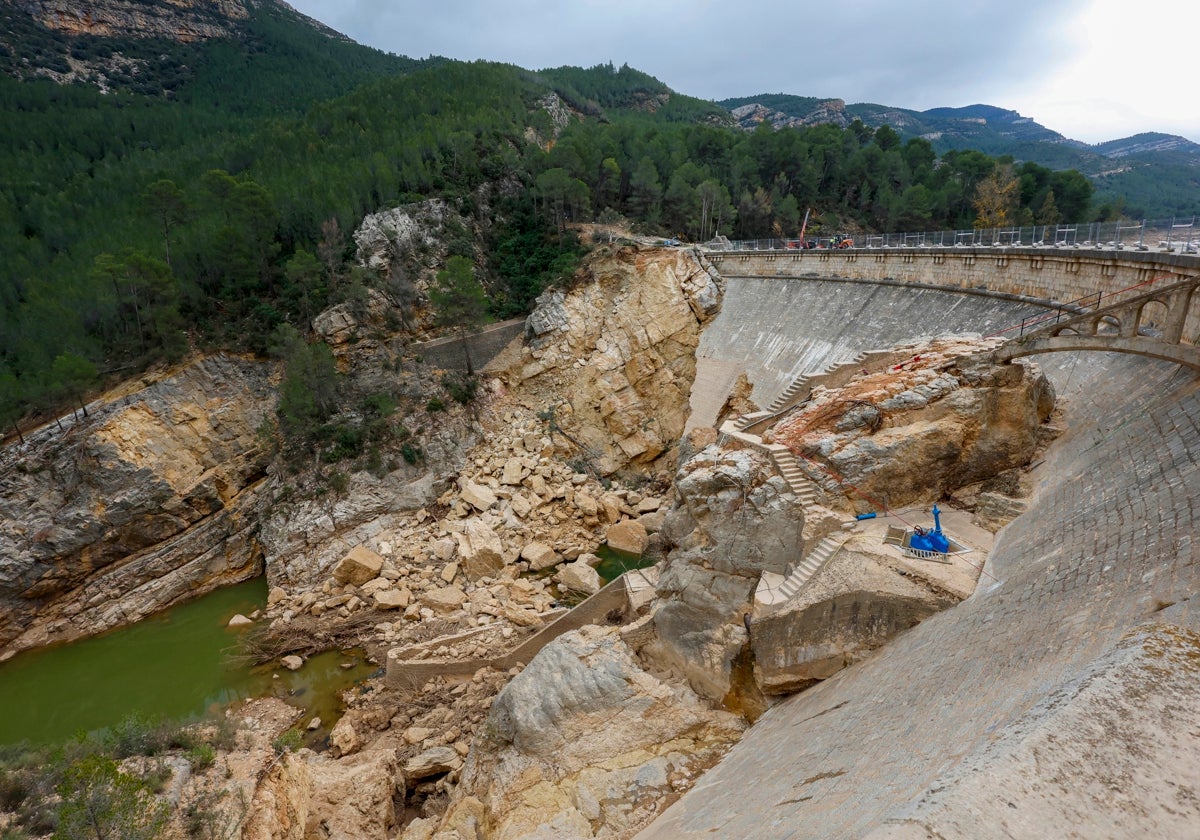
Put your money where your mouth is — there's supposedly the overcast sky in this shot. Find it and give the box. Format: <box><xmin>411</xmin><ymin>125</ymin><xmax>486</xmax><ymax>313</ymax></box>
<box><xmin>287</xmin><ymin>0</ymin><xmax>1198</xmax><ymax>145</ymax></box>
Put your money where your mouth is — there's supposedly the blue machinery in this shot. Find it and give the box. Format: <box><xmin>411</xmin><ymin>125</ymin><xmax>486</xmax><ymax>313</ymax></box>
<box><xmin>908</xmin><ymin>504</ymin><xmax>950</xmax><ymax>554</ymax></box>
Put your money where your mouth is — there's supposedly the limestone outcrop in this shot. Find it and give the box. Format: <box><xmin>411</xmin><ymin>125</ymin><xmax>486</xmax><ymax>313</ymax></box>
<box><xmin>491</xmin><ymin>245</ymin><xmax>723</xmax><ymax>476</ymax></box>
<box><xmin>750</xmin><ymin>552</ymin><xmax>957</xmax><ymax>695</ymax></box>
<box><xmin>14</xmin><ymin>0</ymin><xmax>250</xmax><ymax>42</ymax></box>
<box><xmin>645</xmin><ymin>447</ymin><xmax>804</xmax><ymax>703</ymax></box>
<box><xmin>644</xmin><ymin>338</ymin><xmax>1055</xmax><ymax>705</ymax></box>
<box><xmin>767</xmin><ymin>338</ymin><xmax>1055</xmax><ymax>509</ymax></box>
<box><xmin>0</xmin><ymin>355</ymin><xmax>274</xmax><ymax>656</ymax></box>
<box><xmin>439</xmin><ymin>625</ymin><xmax>745</xmax><ymax>839</ymax></box>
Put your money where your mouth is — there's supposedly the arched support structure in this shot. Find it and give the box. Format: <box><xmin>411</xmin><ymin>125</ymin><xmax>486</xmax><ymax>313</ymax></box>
<box><xmin>995</xmin><ymin>335</ymin><xmax>1200</xmax><ymax>371</ymax></box>
<box><xmin>994</xmin><ymin>276</ymin><xmax>1200</xmax><ymax>371</ymax></box>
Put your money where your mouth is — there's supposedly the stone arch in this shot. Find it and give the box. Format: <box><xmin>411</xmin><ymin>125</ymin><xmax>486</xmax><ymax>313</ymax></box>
<box><xmin>1096</xmin><ymin>314</ymin><xmax>1121</xmax><ymax>334</ymax></box>
<box><xmin>1137</xmin><ymin>299</ymin><xmax>1171</xmax><ymax>335</ymax></box>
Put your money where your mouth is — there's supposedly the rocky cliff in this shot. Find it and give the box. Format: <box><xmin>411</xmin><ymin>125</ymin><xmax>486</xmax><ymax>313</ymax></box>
<box><xmin>491</xmin><ymin>245</ymin><xmax>723</xmax><ymax>477</ymax></box>
<box><xmin>767</xmin><ymin>338</ymin><xmax>1055</xmax><ymax>509</ymax></box>
<box><xmin>12</xmin><ymin>0</ymin><xmax>251</xmax><ymax>41</ymax></box>
<box><xmin>439</xmin><ymin>626</ymin><xmax>745</xmax><ymax>839</ymax></box>
<box><xmin>645</xmin><ymin>446</ymin><xmax>804</xmax><ymax>703</ymax></box>
<box><xmin>0</xmin><ymin>354</ymin><xmax>274</xmax><ymax>657</ymax></box>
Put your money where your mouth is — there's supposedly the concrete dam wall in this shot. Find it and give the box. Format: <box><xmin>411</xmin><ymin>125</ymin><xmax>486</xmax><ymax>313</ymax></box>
<box><xmin>642</xmin><ymin>257</ymin><xmax>1200</xmax><ymax>838</ymax></box>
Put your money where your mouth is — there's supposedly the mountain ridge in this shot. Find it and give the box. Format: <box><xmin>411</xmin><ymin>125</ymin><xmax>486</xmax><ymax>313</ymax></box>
<box><xmin>719</xmin><ymin>92</ymin><xmax>1200</xmax><ymax>216</ymax></box>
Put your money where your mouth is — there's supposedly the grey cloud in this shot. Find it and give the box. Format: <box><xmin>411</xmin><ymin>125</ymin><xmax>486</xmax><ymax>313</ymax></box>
<box><xmin>292</xmin><ymin>1</ymin><xmax>1092</xmax><ymax>118</ymax></box>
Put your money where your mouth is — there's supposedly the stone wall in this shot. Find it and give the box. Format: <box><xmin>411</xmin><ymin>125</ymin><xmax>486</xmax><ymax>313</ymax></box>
<box><xmin>409</xmin><ymin>318</ymin><xmax>526</xmax><ymax>373</ymax></box>
<box><xmin>385</xmin><ymin>576</ymin><xmax>630</xmax><ymax>691</ymax></box>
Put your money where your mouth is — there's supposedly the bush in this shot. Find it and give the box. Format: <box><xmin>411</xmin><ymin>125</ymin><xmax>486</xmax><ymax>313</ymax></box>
<box><xmin>441</xmin><ymin>372</ymin><xmax>477</xmax><ymax>405</ymax></box>
<box><xmin>186</xmin><ymin>744</ymin><xmax>216</xmax><ymax>773</ymax></box>
<box><xmin>425</xmin><ymin>397</ymin><xmax>445</xmax><ymax>412</ymax></box>
<box><xmin>103</xmin><ymin>712</ymin><xmax>176</xmax><ymax>759</ymax></box>
<box><xmin>0</xmin><ymin>768</ymin><xmax>29</xmax><ymax>810</ymax></box>
<box><xmin>327</xmin><ymin>471</ymin><xmax>349</xmax><ymax>494</ymax></box>
<box><xmin>271</xmin><ymin>729</ymin><xmax>303</xmax><ymax>757</ymax></box>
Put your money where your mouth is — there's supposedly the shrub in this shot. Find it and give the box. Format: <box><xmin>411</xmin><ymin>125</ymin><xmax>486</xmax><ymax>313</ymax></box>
<box><xmin>270</xmin><ymin>729</ymin><xmax>302</xmax><ymax>757</ymax></box>
<box><xmin>441</xmin><ymin>372</ymin><xmax>477</xmax><ymax>405</ymax></box>
<box><xmin>186</xmin><ymin>744</ymin><xmax>215</xmax><ymax>773</ymax></box>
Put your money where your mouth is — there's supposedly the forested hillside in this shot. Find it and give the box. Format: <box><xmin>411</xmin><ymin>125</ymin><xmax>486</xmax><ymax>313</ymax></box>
<box><xmin>0</xmin><ymin>4</ymin><xmax>1095</xmax><ymax>436</ymax></box>
<box><xmin>721</xmin><ymin>92</ymin><xmax>1200</xmax><ymax>217</ymax></box>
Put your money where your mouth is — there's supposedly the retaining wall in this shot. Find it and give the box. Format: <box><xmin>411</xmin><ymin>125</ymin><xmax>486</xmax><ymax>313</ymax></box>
<box><xmin>410</xmin><ymin>318</ymin><xmax>526</xmax><ymax>372</ymax></box>
<box><xmin>385</xmin><ymin>576</ymin><xmax>630</xmax><ymax>692</ymax></box>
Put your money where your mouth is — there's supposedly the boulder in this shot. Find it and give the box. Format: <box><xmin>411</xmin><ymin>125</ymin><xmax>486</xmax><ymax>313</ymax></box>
<box><xmin>500</xmin><ymin>458</ymin><xmax>527</xmax><ymax>486</ymax></box>
<box><xmin>636</xmin><ymin>497</ymin><xmax>662</xmax><ymax>513</ymax></box>
<box><xmin>459</xmin><ymin>479</ymin><xmax>497</xmax><ymax>512</ymax></box>
<box><xmin>556</xmin><ymin>561</ymin><xmax>602</xmax><ymax>596</ymax></box>
<box><xmin>374</xmin><ymin>589</ymin><xmax>411</xmax><ymax>610</ymax></box>
<box><xmin>510</xmin><ymin>493</ymin><xmax>533</xmax><ymax>519</ymax></box>
<box><xmin>359</xmin><ymin>577</ymin><xmax>392</xmax><ymax>596</ymax></box>
<box><xmin>404</xmin><ymin>726</ymin><xmax>434</xmax><ymax>745</ymax></box>
<box><xmin>308</xmin><ymin>750</ymin><xmax>399</xmax><ymax>837</ymax></box>
<box><xmin>454</xmin><ymin>519</ymin><xmax>505</xmax><ymax>581</ymax></box>
<box><xmin>330</xmin><ymin>717</ymin><xmax>360</xmax><ymax>758</ymax></box>
<box><xmin>420</xmin><ymin>586</ymin><xmax>467</xmax><ymax>614</ymax></box>
<box><xmin>431</xmin><ymin>538</ymin><xmax>456</xmax><ymax>562</ymax></box>
<box><xmin>333</xmin><ymin>546</ymin><xmax>385</xmax><ymax>586</ymax></box>
<box><xmin>404</xmin><ymin>746</ymin><xmax>461</xmax><ymax>780</ymax></box>
<box><xmin>228</xmin><ymin>614</ymin><xmax>253</xmax><ymax>628</ymax></box>
<box><xmin>281</xmin><ymin>655</ymin><xmax>303</xmax><ymax>671</ymax></box>
<box><xmin>442</xmin><ymin>626</ymin><xmax>744</xmax><ymax>839</ymax></box>
<box><xmin>520</xmin><ymin>541</ymin><xmax>560</xmax><ymax>571</ymax></box>
<box><xmin>605</xmin><ymin>520</ymin><xmax>649</xmax><ymax>555</ymax></box>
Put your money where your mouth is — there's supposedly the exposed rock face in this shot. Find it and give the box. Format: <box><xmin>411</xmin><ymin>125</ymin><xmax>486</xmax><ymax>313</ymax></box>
<box><xmin>752</xmin><ymin>583</ymin><xmax>951</xmax><ymax>695</ymax></box>
<box><xmin>355</xmin><ymin>200</ymin><xmax>458</xmax><ymax>276</ymax></box>
<box><xmin>14</xmin><ymin>0</ymin><xmax>250</xmax><ymax>41</ymax></box>
<box><xmin>441</xmin><ymin>625</ymin><xmax>745</xmax><ymax>839</ymax></box>
<box><xmin>769</xmin><ymin>338</ymin><xmax>1055</xmax><ymax>509</ymax></box>
<box><xmin>493</xmin><ymin>245</ymin><xmax>723</xmax><ymax>476</ymax></box>
<box><xmin>0</xmin><ymin>355</ymin><xmax>273</xmax><ymax>656</ymax></box>
<box><xmin>729</xmin><ymin>98</ymin><xmax>849</xmax><ymax>131</ymax></box>
<box><xmin>243</xmin><ymin>749</ymin><xmax>402</xmax><ymax>840</ymax></box>
<box><xmin>646</xmin><ymin>447</ymin><xmax>804</xmax><ymax>703</ymax></box>
<box><xmin>311</xmin><ymin>288</ymin><xmax>398</xmax><ymax>347</ymax></box>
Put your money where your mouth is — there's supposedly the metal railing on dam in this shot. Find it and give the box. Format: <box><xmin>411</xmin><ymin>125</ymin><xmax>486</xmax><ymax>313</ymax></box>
<box><xmin>704</xmin><ymin>240</ymin><xmax>1200</xmax><ymax>350</ymax></box>
<box><xmin>707</xmin><ymin>216</ymin><xmax>1200</xmax><ymax>255</ymax></box>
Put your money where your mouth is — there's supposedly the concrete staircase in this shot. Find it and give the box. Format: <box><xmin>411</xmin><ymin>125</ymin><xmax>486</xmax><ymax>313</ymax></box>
<box><xmin>737</xmin><ymin>351</ymin><xmax>876</xmax><ymax>434</ymax></box>
<box><xmin>765</xmin><ymin>444</ymin><xmax>817</xmax><ymax>506</ymax></box>
<box><xmin>754</xmin><ymin>531</ymin><xmax>850</xmax><ymax>612</ymax></box>
<box><xmin>781</xmin><ymin>532</ymin><xmax>847</xmax><ymax>596</ymax></box>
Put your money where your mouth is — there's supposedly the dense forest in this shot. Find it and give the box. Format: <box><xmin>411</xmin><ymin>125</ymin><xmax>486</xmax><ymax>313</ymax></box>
<box><xmin>0</xmin><ymin>4</ymin><xmax>1098</xmax><ymax>436</ymax></box>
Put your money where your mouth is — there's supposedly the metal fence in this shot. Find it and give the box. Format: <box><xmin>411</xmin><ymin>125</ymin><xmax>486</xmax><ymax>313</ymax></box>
<box><xmin>710</xmin><ymin>217</ymin><xmax>1200</xmax><ymax>255</ymax></box>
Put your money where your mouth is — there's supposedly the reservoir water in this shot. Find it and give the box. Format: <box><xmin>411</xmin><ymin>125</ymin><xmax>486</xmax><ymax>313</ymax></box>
<box><xmin>0</xmin><ymin>577</ymin><xmax>376</xmax><ymax>746</ymax></box>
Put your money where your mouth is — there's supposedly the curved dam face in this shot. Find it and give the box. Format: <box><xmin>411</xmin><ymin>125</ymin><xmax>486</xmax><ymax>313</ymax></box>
<box><xmin>648</xmin><ymin>262</ymin><xmax>1200</xmax><ymax>837</ymax></box>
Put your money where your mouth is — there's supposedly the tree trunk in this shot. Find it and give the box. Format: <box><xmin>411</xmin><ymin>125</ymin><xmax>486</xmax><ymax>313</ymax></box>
<box><xmin>460</xmin><ymin>327</ymin><xmax>474</xmax><ymax>376</ymax></box>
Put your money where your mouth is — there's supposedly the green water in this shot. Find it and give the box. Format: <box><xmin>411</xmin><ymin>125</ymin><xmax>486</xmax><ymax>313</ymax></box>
<box><xmin>594</xmin><ymin>545</ymin><xmax>655</xmax><ymax>583</ymax></box>
<box><xmin>0</xmin><ymin>578</ymin><xmax>377</xmax><ymax>746</ymax></box>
